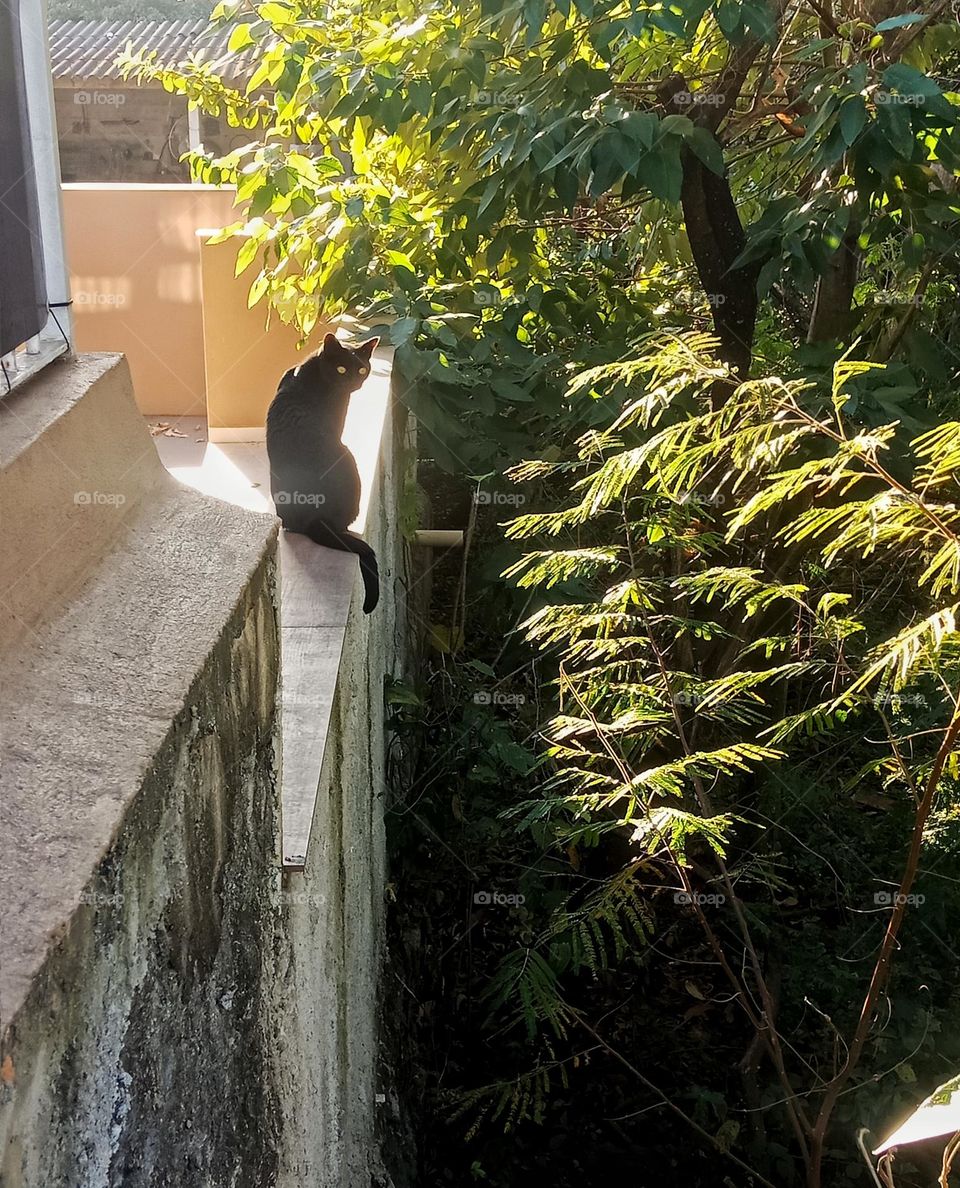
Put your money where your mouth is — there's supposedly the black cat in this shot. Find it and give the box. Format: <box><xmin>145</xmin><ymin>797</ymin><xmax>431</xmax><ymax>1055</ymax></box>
<box><xmin>266</xmin><ymin>333</ymin><xmax>380</xmax><ymax>613</ymax></box>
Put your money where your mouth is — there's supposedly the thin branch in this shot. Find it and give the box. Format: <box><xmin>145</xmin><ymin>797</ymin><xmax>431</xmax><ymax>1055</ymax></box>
<box><xmin>570</xmin><ymin>1008</ymin><xmax>781</xmax><ymax>1188</ymax></box>
<box><xmin>882</xmin><ymin>0</ymin><xmax>951</xmax><ymax>65</ymax></box>
<box><xmin>637</xmin><ymin>607</ymin><xmax>813</xmax><ymax>1156</ymax></box>
<box><xmin>805</xmin><ymin>0</ymin><xmax>841</xmax><ymax>38</ymax></box>
<box><xmin>808</xmin><ymin>704</ymin><xmax>960</xmax><ymax>1181</ymax></box>
<box><xmin>877</xmin><ymin>256</ymin><xmax>939</xmax><ymax>363</ymax></box>
<box><xmin>700</xmin><ymin>0</ymin><xmax>794</xmax><ymax>135</ymax></box>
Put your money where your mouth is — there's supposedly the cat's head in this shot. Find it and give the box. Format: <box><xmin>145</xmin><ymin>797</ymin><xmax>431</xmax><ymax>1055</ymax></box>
<box><xmin>306</xmin><ymin>333</ymin><xmax>379</xmax><ymax>392</ymax></box>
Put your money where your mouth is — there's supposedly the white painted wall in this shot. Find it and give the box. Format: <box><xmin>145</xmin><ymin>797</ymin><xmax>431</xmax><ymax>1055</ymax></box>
<box><xmin>17</xmin><ymin>0</ymin><xmax>73</xmax><ymax>366</ymax></box>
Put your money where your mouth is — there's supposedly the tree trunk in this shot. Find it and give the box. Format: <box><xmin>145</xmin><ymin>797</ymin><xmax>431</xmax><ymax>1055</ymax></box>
<box><xmin>679</xmin><ymin>152</ymin><xmax>760</xmax><ymax>392</ymax></box>
<box><xmin>806</xmin><ymin>224</ymin><xmax>860</xmax><ymax>343</ymax></box>
<box><xmin>656</xmin><ymin>75</ymin><xmax>760</xmax><ymax>397</ymax></box>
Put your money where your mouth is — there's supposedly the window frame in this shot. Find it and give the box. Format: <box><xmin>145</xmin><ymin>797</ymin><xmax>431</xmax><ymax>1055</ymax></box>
<box><xmin>1</xmin><ymin>0</ymin><xmax>72</xmax><ymax>395</ymax></box>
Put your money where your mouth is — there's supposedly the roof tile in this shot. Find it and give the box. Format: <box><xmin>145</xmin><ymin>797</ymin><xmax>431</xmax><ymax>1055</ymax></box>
<box><xmin>47</xmin><ymin>18</ymin><xmax>261</xmax><ymax>82</ymax></box>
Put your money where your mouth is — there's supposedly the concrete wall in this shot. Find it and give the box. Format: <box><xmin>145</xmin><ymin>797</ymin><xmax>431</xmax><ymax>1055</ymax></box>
<box><xmin>275</xmin><ymin>366</ymin><xmax>408</xmax><ymax>1188</ymax></box>
<box><xmin>55</xmin><ymin>84</ymin><xmax>191</xmax><ymax>183</ymax></box>
<box><xmin>0</xmin><ymin>559</ymin><xmax>285</xmax><ymax>1188</ymax></box>
<box><xmin>0</xmin><ymin>351</ymin><xmax>408</xmax><ymax>1186</ymax></box>
<box><xmin>61</xmin><ymin>185</ymin><xmax>331</xmax><ymax>418</ymax></box>
<box><xmin>54</xmin><ymin>84</ymin><xmax>243</xmax><ymax>184</ymax></box>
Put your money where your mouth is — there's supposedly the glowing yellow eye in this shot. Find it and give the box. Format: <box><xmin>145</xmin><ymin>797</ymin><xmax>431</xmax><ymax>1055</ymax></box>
<box><xmin>337</xmin><ymin>365</ymin><xmax>347</xmax><ymax>374</ymax></box>
<box><xmin>359</xmin><ymin>367</ymin><xmax>367</xmax><ymax>375</ymax></box>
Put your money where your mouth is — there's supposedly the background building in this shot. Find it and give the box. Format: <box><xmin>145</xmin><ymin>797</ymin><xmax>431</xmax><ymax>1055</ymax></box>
<box><xmin>48</xmin><ymin>18</ymin><xmax>255</xmax><ymax>181</ymax></box>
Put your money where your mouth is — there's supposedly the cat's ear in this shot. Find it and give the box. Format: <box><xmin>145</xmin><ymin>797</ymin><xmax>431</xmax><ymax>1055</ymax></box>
<box><xmin>355</xmin><ymin>337</ymin><xmax>379</xmax><ymax>361</ymax></box>
<box><xmin>321</xmin><ymin>333</ymin><xmax>347</xmax><ymax>356</ymax></box>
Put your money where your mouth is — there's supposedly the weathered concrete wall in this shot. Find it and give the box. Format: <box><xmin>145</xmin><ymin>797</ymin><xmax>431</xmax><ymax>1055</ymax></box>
<box><xmin>0</xmin><ymin>352</ymin><xmax>409</xmax><ymax>1187</ymax></box>
<box><xmin>55</xmin><ymin>85</ymin><xmax>192</xmax><ymax>183</ymax></box>
<box><xmin>0</xmin><ymin>559</ymin><xmax>284</xmax><ymax>1188</ymax></box>
<box><xmin>54</xmin><ymin>85</ymin><xmax>242</xmax><ymax>184</ymax></box>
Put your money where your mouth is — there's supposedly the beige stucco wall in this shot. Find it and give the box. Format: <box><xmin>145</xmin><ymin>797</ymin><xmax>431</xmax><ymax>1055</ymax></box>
<box><xmin>199</xmin><ymin>237</ymin><xmax>328</xmax><ymax>432</ymax></box>
<box><xmin>61</xmin><ymin>184</ymin><xmax>330</xmax><ymax>421</ymax></box>
<box><xmin>63</xmin><ymin>184</ymin><xmax>235</xmax><ymax>416</ymax></box>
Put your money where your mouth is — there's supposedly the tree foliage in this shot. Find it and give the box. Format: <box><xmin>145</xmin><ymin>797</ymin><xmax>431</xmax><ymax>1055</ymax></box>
<box><xmin>50</xmin><ymin>0</ymin><xmax>211</xmax><ymax>21</ymax></box>
<box><xmin>503</xmin><ymin>334</ymin><xmax>960</xmax><ymax>1183</ymax></box>
<box><xmin>124</xmin><ymin>0</ymin><xmax>960</xmax><ymax>469</ymax></box>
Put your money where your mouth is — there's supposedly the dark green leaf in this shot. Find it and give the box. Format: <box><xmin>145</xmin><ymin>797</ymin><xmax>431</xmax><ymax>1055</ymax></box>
<box><xmin>875</xmin><ymin>12</ymin><xmax>925</xmax><ymax>31</ymax></box>
<box><xmin>639</xmin><ymin>148</ymin><xmax>683</xmax><ymax>204</ymax></box>
<box><xmin>876</xmin><ymin>99</ymin><xmax>916</xmax><ymax>159</ymax></box>
<box><xmin>839</xmin><ymin>96</ymin><xmax>867</xmax><ymax>146</ymax></box>
<box><xmin>686</xmin><ymin>126</ymin><xmax>725</xmax><ymax>175</ymax></box>
<box><xmin>716</xmin><ymin>0</ymin><xmax>743</xmax><ymax>38</ymax></box>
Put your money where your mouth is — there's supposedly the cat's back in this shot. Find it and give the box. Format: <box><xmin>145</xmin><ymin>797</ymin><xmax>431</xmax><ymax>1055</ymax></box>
<box><xmin>266</xmin><ymin>365</ymin><xmax>359</xmax><ymax>520</ymax></box>
<box><xmin>266</xmin><ymin>370</ymin><xmax>330</xmax><ymax>460</ymax></box>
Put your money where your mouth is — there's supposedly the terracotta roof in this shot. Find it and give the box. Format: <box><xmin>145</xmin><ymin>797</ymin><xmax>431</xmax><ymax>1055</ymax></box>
<box><xmin>47</xmin><ymin>18</ymin><xmax>260</xmax><ymax>82</ymax></box>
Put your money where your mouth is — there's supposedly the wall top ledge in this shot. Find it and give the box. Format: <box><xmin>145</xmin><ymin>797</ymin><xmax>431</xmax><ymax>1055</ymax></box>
<box><xmin>0</xmin><ymin>352</ymin><xmax>277</xmax><ymax>1034</ymax></box>
<box><xmin>276</xmin><ymin>341</ymin><xmax>394</xmax><ymax>870</ymax></box>
<box><xmin>61</xmin><ymin>182</ymin><xmax>237</xmax><ymax>193</ymax></box>
<box><xmin>0</xmin><ymin>352</ymin><xmax>124</xmax><ymax>464</ymax></box>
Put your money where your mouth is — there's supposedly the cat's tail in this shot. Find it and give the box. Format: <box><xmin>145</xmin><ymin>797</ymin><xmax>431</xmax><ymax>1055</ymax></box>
<box><xmin>302</xmin><ymin>520</ymin><xmax>380</xmax><ymax>613</ymax></box>
<box><xmin>355</xmin><ymin>543</ymin><xmax>380</xmax><ymax>614</ymax></box>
